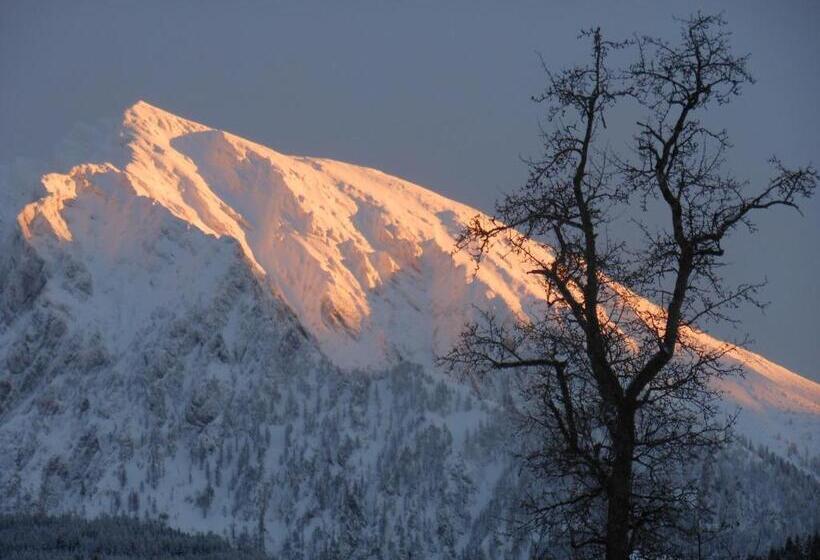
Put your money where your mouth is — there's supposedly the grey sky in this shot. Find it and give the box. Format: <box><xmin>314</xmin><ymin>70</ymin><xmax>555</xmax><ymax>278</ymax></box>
<box><xmin>1</xmin><ymin>0</ymin><xmax>817</xmax><ymax>379</ymax></box>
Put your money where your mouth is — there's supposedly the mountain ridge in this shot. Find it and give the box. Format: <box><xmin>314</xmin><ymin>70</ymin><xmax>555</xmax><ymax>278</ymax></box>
<box><xmin>16</xmin><ymin>101</ymin><xmax>820</xmax><ymax>390</ymax></box>
<box><xmin>0</xmin><ymin>100</ymin><xmax>817</xmax><ymax>557</ymax></box>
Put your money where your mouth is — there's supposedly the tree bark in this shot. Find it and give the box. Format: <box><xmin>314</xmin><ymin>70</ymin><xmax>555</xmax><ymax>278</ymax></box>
<box><xmin>606</xmin><ymin>411</ymin><xmax>635</xmax><ymax>560</ymax></box>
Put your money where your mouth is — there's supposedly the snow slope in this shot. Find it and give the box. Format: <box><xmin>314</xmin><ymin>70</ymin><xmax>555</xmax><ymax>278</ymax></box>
<box><xmin>0</xmin><ymin>101</ymin><xmax>817</xmax><ymax>557</ymax></box>
<box><xmin>72</xmin><ymin>102</ymin><xmax>820</xmax><ymax>434</ymax></box>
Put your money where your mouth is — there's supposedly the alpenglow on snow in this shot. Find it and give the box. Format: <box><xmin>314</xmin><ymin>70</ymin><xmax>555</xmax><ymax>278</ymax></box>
<box><xmin>0</xmin><ymin>101</ymin><xmax>818</xmax><ymax>558</ymax></box>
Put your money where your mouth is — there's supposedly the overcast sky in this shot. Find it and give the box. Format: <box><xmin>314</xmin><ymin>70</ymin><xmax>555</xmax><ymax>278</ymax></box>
<box><xmin>2</xmin><ymin>0</ymin><xmax>818</xmax><ymax>380</ymax></box>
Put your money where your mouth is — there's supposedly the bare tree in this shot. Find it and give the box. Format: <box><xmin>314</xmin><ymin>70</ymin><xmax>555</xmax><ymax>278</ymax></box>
<box><xmin>440</xmin><ymin>14</ymin><xmax>816</xmax><ymax>560</ymax></box>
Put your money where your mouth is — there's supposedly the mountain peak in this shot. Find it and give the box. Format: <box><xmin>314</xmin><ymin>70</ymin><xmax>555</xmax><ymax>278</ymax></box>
<box><xmin>11</xmin><ymin>101</ymin><xmax>820</xmax><ymax>440</ymax></box>
<box><xmin>123</xmin><ymin>100</ymin><xmax>209</xmax><ymax>140</ymax></box>
<box><xmin>2</xmin><ymin>102</ymin><xmax>819</xmax><ymax>556</ymax></box>
<box><xmin>127</xmin><ymin>98</ymin><xmax>162</xmax><ymax>113</ymax></box>
<box><xmin>125</xmin><ymin>99</ymin><xmax>184</xmax><ymax>120</ymax></box>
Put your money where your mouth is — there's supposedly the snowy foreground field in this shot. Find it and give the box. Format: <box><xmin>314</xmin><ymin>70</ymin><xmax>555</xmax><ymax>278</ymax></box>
<box><xmin>0</xmin><ymin>102</ymin><xmax>817</xmax><ymax>558</ymax></box>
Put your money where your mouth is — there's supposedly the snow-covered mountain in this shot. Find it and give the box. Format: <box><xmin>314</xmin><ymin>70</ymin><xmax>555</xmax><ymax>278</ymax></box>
<box><xmin>0</xmin><ymin>101</ymin><xmax>817</xmax><ymax>558</ymax></box>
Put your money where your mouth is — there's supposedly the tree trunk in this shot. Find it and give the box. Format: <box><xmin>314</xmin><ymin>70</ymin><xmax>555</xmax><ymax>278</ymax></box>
<box><xmin>606</xmin><ymin>412</ymin><xmax>635</xmax><ymax>560</ymax></box>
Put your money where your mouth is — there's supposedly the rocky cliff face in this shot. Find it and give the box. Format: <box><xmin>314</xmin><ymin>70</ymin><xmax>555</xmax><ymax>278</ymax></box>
<box><xmin>0</xmin><ymin>102</ymin><xmax>817</xmax><ymax>558</ymax></box>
